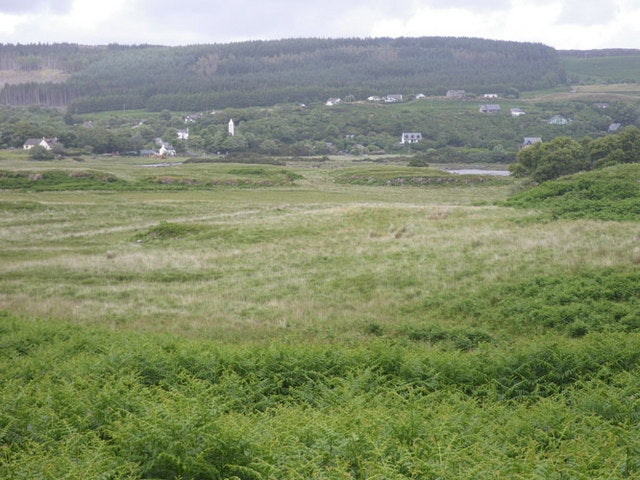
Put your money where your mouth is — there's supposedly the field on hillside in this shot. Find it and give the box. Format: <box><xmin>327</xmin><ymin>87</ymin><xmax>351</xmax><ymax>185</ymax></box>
<box><xmin>1</xmin><ymin>156</ymin><xmax>639</xmax><ymax>478</ymax></box>
<box><xmin>561</xmin><ymin>54</ymin><xmax>640</xmax><ymax>85</ymax></box>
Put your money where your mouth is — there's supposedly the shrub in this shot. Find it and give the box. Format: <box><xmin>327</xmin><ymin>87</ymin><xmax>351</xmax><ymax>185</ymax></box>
<box><xmin>28</xmin><ymin>145</ymin><xmax>55</xmax><ymax>161</ymax></box>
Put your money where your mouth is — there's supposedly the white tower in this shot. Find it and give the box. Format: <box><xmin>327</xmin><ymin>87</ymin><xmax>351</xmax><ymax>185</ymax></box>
<box><xmin>228</xmin><ymin>119</ymin><xmax>235</xmax><ymax>136</ymax></box>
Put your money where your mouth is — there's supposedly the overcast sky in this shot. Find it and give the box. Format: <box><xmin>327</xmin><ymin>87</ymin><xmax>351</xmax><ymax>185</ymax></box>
<box><xmin>1</xmin><ymin>0</ymin><xmax>639</xmax><ymax>50</ymax></box>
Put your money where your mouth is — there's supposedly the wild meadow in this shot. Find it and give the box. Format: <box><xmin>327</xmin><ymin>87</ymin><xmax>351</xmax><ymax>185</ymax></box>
<box><xmin>1</xmin><ymin>155</ymin><xmax>639</xmax><ymax>479</ymax></box>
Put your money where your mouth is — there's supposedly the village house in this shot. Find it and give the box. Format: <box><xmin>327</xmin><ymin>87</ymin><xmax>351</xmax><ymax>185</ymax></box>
<box><xmin>479</xmin><ymin>104</ymin><xmax>501</xmax><ymax>114</ymax></box>
<box><xmin>415</xmin><ymin>93</ymin><xmax>426</xmax><ymax>99</ymax></box>
<box><xmin>177</xmin><ymin>129</ymin><xmax>189</xmax><ymax>140</ymax></box>
<box><xmin>548</xmin><ymin>115</ymin><xmax>570</xmax><ymax>125</ymax></box>
<box><xmin>483</xmin><ymin>93</ymin><xmax>498</xmax><ymax>99</ymax></box>
<box><xmin>367</xmin><ymin>96</ymin><xmax>382</xmax><ymax>102</ymax></box>
<box><xmin>608</xmin><ymin>123</ymin><xmax>622</xmax><ymax>134</ymax></box>
<box><xmin>155</xmin><ymin>137</ymin><xmax>176</xmax><ymax>156</ymax></box>
<box><xmin>325</xmin><ymin>98</ymin><xmax>341</xmax><ymax>106</ymax></box>
<box><xmin>401</xmin><ymin>132</ymin><xmax>422</xmax><ymax>144</ymax></box>
<box><xmin>510</xmin><ymin>108</ymin><xmax>526</xmax><ymax>117</ymax></box>
<box><xmin>446</xmin><ymin>90</ymin><xmax>465</xmax><ymax>99</ymax></box>
<box><xmin>521</xmin><ymin>137</ymin><xmax>542</xmax><ymax>148</ymax></box>
<box><xmin>159</xmin><ymin>144</ymin><xmax>176</xmax><ymax>156</ymax></box>
<box><xmin>23</xmin><ymin>137</ymin><xmax>60</xmax><ymax>150</ymax></box>
<box><xmin>384</xmin><ymin>94</ymin><xmax>403</xmax><ymax>103</ymax></box>
<box><xmin>184</xmin><ymin>113</ymin><xmax>203</xmax><ymax>123</ymax></box>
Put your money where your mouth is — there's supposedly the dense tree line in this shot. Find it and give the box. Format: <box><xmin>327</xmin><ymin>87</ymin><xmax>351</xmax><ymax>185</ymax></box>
<box><xmin>0</xmin><ymin>82</ymin><xmax>74</xmax><ymax>107</ymax></box>
<box><xmin>1</xmin><ymin>38</ymin><xmax>565</xmax><ymax>112</ymax></box>
<box><xmin>510</xmin><ymin>126</ymin><xmax>640</xmax><ymax>181</ymax></box>
<box><xmin>0</xmin><ymin>43</ymin><xmax>108</xmax><ymax>71</ymax></box>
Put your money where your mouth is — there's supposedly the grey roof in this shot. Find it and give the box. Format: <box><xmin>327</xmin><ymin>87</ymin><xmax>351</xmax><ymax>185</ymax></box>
<box><xmin>522</xmin><ymin>137</ymin><xmax>542</xmax><ymax>146</ymax></box>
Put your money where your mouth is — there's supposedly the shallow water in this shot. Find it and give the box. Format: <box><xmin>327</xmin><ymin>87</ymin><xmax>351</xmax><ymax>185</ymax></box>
<box><xmin>445</xmin><ymin>169</ymin><xmax>511</xmax><ymax>176</ymax></box>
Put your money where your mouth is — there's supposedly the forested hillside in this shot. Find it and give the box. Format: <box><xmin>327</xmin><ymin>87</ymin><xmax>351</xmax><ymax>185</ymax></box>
<box><xmin>0</xmin><ymin>38</ymin><xmax>565</xmax><ymax>112</ymax></box>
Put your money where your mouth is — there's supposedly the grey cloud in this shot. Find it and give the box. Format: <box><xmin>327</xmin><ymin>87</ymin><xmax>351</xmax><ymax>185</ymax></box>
<box><xmin>0</xmin><ymin>0</ymin><xmax>73</xmax><ymax>14</ymax></box>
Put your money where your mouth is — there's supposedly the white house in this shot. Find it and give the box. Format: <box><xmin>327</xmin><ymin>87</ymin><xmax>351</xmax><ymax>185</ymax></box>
<box><xmin>159</xmin><ymin>144</ymin><xmax>176</xmax><ymax>156</ymax></box>
<box><xmin>367</xmin><ymin>96</ymin><xmax>382</xmax><ymax>102</ymax></box>
<box><xmin>325</xmin><ymin>98</ymin><xmax>341</xmax><ymax>106</ymax></box>
<box><xmin>384</xmin><ymin>94</ymin><xmax>403</xmax><ymax>103</ymax></box>
<box><xmin>228</xmin><ymin>119</ymin><xmax>235</xmax><ymax>136</ymax></box>
<box><xmin>401</xmin><ymin>132</ymin><xmax>422</xmax><ymax>144</ymax></box>
<box><xmin>510</xmin><ymin>108</ymin><xmax>526</xmax><ymax>117</ymax></box>
<box><xmin>177</xmin><ymin>129</ymin><xmax>189</xmax><ymax>140</ymax></box>
<box><xmin>155</xmin><ymin>137</ymin><xmax>176</xmax><ymax>156</ymax></box>
<box><xmin>483</xmin><ymin>93</ymin><xmax>498</xmax><ymax>99</ymax></box>
<box><xmin>23</xmin><ymin>137</ymin><xmax>58</xmax><ymax>150</ymax></box>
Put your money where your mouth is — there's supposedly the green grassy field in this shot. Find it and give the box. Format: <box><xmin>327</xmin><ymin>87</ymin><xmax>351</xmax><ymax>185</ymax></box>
<box><xmin>1</xmin><ymin>155</ymin><xmax>639</xmax><ymax>478</ymax></box>
<box><xmin>562</xmin><ymin>54</ymin><xmax>640</xmax><ymax>85</ymax></box>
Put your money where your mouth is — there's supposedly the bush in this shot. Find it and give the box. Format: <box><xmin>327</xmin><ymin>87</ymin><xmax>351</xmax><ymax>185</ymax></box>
<box><xmin>28</xmin><ymin>145</ymin><xmax>55</xmax><ymax>161</ymax></box>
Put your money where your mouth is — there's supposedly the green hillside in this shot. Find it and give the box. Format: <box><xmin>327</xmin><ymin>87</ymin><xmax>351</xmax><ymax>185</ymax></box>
<box><xmin>505</xmin><ymin>163</ymin><xmax>640</xmax><ymax>221</ymax></box>
<box><xmin>1</xmin><ymin>38</ymin><xmax>564</xmax><ymax>111</ymax></box>
<box><xmin>561</xmin><ymin>49</ymin><xmax>640</xmax><ymax>84</ymax></box>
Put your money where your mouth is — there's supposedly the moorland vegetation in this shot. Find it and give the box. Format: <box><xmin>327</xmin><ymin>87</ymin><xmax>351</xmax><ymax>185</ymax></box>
<box><xmin>0</xmin><ymin>38</ymin><xmax>639</xmax><ymax>479</ymax></box>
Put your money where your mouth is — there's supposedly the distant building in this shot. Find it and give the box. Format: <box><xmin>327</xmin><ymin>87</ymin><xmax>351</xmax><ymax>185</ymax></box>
<box><xmin>325</xmin><ymin>98</ymin><xmax>341</xmax><ymax>106</ymax></box>
<box><xmin>483</xmin><ymin>93</ymin><xmax>498</xmax><ymax>98</ymax></box>
<box><xmin>367</xmin><ymin>96</ymin><xmax>382</xmax><ymax>102</ymax></box>
<box><xmin>548</xmin><ymin>115</ymin><xmax>570</xmax><ymax>125</ymax></box>
<box><xmin>510</xmin><ymin>108</ymin><xmax>526</xmax><ymax>117</ymax></box>
<box><xmin>23</xmin><ymin>137</ymin><xmax>60</xmax><ymax>150</ymax></box>
<box><xmin>177</xmin><ymin>129</ymin><xmax>189</xmax><ymax>140</ymax></box>
<box><xmin>155</xmin><ymin>137</ymin><xmax>176</xmax><ymax>156</ymax></box>
<box><xmin>479</xmin><ymin>104</ymin><xmax>501</xmax><ymax>114</ymax></box>
<box><xmin>184</xmin><ymin>113</ymin><xmax>203</xmax><ymax>123</ymax></box>
<box><xmin>522</xmin><ymin>137</ymin><xmax>542</xmax><ymax>148</ymax></box>
<box><xmin>228</xmin><ymin>119</ymin><xmax>235</xmax><ymax>136</ymax></box>
<box><xmin>159</xmin><ymin>144</ymin><xmax>176</xmax><ymax>156</ymax></box>
<box><xmin>446</xmin><ymin>90</ymin><xmax>466</xmax><ymax>99</ymax></box>
<box><xmin>608</xmin><ymin>123</ymin><xmax>622</xmax><ymax>134</ymax></box>
<box><xmin>401</xmin><ymin>132</ymin><xmax>422</xmax><ymax>144</ymax></box>
<box><xmin>415</xmin><ymin>93</ymin><xmax>426</xmax><ymax>99</ymax></box>
<box><xmin>384</xmin><ymin>94</ymin><xmax>403</xmax><ymax>103</ymax></box>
